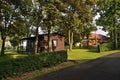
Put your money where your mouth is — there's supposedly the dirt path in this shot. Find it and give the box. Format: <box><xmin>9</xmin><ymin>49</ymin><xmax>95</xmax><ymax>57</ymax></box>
<box><xmin>31</xmin><ymin>52</ymin><xmax>120</xmax><ymax>80</ymax></box>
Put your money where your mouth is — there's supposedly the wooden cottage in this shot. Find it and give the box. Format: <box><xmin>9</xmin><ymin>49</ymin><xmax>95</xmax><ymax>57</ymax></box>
<box><xmin>19</xmin><ymin>33</ymin><xmax>65</xmax><ymax>53</ymax></box>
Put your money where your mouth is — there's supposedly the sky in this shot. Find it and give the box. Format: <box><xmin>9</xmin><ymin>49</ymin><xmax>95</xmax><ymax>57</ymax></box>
<box><xmin>95</xmin><ymin>26</ymin><xmax>108</xmax><ymax>36</ymax></box>
<box><xmin>93</xmin><ymin>13</ymin><xmax>108</xmax><ymax>36</ymax></box>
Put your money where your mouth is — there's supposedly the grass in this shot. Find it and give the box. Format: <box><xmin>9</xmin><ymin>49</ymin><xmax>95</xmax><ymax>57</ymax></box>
<box><xmin>5</xmin><ymin>48</ymin><xmax>120</xmax><ymax>80</ymax></box>
<box><xmin>0</xmin><ymin>50</ymin><xmax>28</xmax><ymax>62</ymax></box>
<box><xmin>68</xmin><ymin>49</ymin><xmax>120</xmax><ymax>60</ymax></box>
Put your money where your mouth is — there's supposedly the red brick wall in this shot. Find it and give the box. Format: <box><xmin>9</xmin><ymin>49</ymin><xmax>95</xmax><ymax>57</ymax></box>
<box><xmin>43</xmin><ymin>34</ymin><xmax>65</xmax><ymax>51</ymax></box>
<box><xmin>52</xmin><ymin>35</ymin><xmax>65</xmax><ymax>51</ymax></box>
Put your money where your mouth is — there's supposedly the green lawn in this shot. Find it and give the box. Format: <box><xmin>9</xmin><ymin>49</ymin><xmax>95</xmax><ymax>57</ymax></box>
<box><xmin>0</xmin><ymin>50</ymin><xmax>28</xmax><ymax>62</ymax></box>
<box><xmin>4</xmin><ymin>49</ymin><xmax>120</xmax><ymax>80</ymax></box>
<box><xmin>68</xmin><ymin>49</ymin><xmax>120</xmax><ymax>60</ymax></box>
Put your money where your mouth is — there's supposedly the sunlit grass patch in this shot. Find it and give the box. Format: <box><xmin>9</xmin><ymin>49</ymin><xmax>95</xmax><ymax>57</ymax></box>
<box><xmin>68</xmin><ymin>49</ymin><xmax>120</xmax><ymax>60</ymax></box>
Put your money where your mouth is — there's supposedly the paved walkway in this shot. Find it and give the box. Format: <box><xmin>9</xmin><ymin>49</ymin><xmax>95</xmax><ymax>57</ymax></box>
<box><xmin>31</xmin><ymin>52</ymin><xmax>120</xmax><ymax>80</ymax></box>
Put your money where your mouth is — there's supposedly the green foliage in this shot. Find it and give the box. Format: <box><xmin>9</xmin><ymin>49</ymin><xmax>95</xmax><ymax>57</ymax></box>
<box><xmin>0</xmin><ymin>50</ymin><xmax>67</xmax><ymax>79</ymax></box>
<box><xmin>59</xmin><ymin>0</ymin><xmax>96</xmax><ymax>51</ymax></box>
<box><xmin>99</xmin><ymin>42</ymin><xmax>114</xmax><ymax>52</ymax></box>
<box><xmin>0</xmin><ymin>0</ymin><xmax>30</xmax><ymax>55</ymax></box>
<box><xmin>95</xmin><ymin>0</ymin><xmax>120</xmax><ymax>49</ymax></box>
<box><xmin>10</xmin><ymin>36</ymin><xmax>19</xmax><ymax>48</ymax></box>
<box><xmin>0</xmin><ymin>0</ymin><xmax>96</xmax><ymax>54</ymax></box>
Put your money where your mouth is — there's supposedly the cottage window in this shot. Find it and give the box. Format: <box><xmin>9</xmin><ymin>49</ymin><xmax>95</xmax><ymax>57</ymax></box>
<box><xmin>52</xmin><ymin>40</ymin><xmax>57</xmax><ymax>47</ymax></box>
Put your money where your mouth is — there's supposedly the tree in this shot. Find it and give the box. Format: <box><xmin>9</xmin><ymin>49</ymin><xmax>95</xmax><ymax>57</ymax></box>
<box><xmin>95</xmin><ymin>0</ymin><xmax>120</xmax><ymax>49</ymax></box>
<box><xmin>30</xmin><ymin>0</ymin><xmax>42</xmax><ymax>53</ymax></box>
<box><xmin>59</xmin><ymin>0</ymin><xmax>95</xmax><ymax>50</ymax></box>
<box><xmin>0</xmin><ymin>0</ymin><xmax>17</xmax><ymax>55</ymax></box>
<box><xmin>0</xmin><ymin>0</ymin><xmax>30</xmax><ymax>55</ymax></box>
<box><xmin>41</xmin><ymin>0</ymin><xmax>62</xmax><ymax>52</ymax></box>
<box><xmin>10</xmin><ymin>19</ymin><xmax>28</xmax><ymax>50</ymax></box>
<box><xmin>62</xmin><ymin>11</ymin><xmax>80</xmax><ymax>51</ymax></box>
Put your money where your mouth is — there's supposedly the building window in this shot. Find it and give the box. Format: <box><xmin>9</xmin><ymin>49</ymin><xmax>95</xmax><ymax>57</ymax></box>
<box><xmin>52</xmin><ymin>40</ymin><xmax>57</xmax><ymax>47</ymax></box>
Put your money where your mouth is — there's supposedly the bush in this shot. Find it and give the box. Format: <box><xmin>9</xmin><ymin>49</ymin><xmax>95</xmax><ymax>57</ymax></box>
<box><xmin>99</xmin><ymin>42</ymin><xmax>114</xmax><ymax>52</ymax></box>
<box><xmin>0</xmin><ymin>50</ymin><xmax>67</xmax><ymax>79</ymax></box>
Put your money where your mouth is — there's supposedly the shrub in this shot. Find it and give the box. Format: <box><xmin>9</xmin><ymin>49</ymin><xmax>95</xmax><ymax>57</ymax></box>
<box><xmin>99</xmin><ymin>42</ymin><xmax>114</xmax><ymax>52</ymax></box>
<box><xmin>0</xmin><ymin>50</ymin><xmax>67</xmax><ymax>79</ymax></box>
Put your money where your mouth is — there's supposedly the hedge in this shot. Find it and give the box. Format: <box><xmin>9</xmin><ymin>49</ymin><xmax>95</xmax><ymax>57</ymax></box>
<box><xmin>0</xmin><ymin>50</ymin><xmax>67</xmax><ymax>79</ymax></box>
<box><xmin>99</xmin><ymin>42</ymin><xmax>114</xmax><ymax>52</ymax></box>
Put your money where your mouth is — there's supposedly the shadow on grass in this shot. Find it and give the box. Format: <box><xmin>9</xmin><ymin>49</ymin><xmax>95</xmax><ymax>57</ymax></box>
<box><xmin>68</xmin><ymin>59</ymin><xmax>90</xmax><ymax>65</ymax></box>
<box><xmin>86</xmin><ymin>46</ymin><xmax>100</xmax><ymax>53</ymax></box>
<box><xmin>88</xmin><ymin>49</ymin><xmax>99</xmax><ymax>53</ymax></box>
<box><xmin>0</xmin><ymin>54</ymin><xmax>14</xmax><ymax>62</ymax></box>
<box><xmin>0</xmin><ymin>51</ymin><xmax>28</xmax><ymax>63</ymax></box>
<box><xmin>72</xmin><ymin>46</ymin><xmax>100</xmax><ymax>53</ymax></box>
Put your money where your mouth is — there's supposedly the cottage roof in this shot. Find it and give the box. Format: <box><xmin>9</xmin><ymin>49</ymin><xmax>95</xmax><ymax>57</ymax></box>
<box><xmin>21</xmin><ymin>33</ymin><xmax>64</xmax><ymax>40</ymax></box>
<box><xmin>89</xmin><ymin>33</ymin><xmax>112</xmax><ymax>42</ymax></box>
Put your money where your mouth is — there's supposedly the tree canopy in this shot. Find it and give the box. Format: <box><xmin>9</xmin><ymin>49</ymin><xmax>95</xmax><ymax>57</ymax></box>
<box><xmin>0</xmin><ymin>0</ymin><xmax>96</xmax><ymax>55</ymax></box>
<box><xmin>95</xmin><ymin>0</ymin><xmax>120</xmax><ymax>49</ymax></box>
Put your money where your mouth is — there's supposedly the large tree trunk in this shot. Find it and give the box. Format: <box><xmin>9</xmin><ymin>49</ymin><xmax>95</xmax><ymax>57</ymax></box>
<box><xmin>68</xmin><ymin>29</ymin><xmax>70</xmax><ymax>49</ymax></box>
<box><xmin>79</xmin><ymin>35</ymin><xmax>82</xmax><ymax>47</ymax></box>
<box><xmin>68</xmin><ymin>30</ymin><xmax>71</xmax><ymax>50</ymax></box>
<box><xmin>34</xmin><ymin>27</ymin><xmax>39</xmax><ymax>54</ymax></box>
<box><xmin>86</xmin><ymin>34</ymin><xmax>90</xmax><ymax>47</ymax></box>
<box><xmin>48</xmin><ymin>27</ymin><xmax>52</xmax><ymax>52</ymax></box>
<box><xmin>1</xmin><ymin>37</ymin><xmax>6</xmax><ymax>55</ymax></box>
<box><xmin>113</xmin><ymin>1</ymin><xmax>118</xmax><ymax>49</ymax></box>
<box><xmin>114</xmin><ymin>28</ymin><xmax>118</xmax><ymax>49</ymax></box>
<box><xmin>68</xmin><ymin>29</ymin><xmax>73</xmax><ymax>51</ymax></box>
<box><xmin>70</xmin><ymin>31</ymin><xmax>73</xmax><ymax>51</ymax></box>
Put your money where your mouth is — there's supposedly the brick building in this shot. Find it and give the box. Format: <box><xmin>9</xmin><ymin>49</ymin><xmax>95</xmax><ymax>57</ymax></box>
<box><xmin>89</xmin><ymin>33</ymin><xmax>112</xmax><ymax>45</ymax></box>
<box><xmin>19</xmin><ymin>33</ymin><xmax>65</xmax><ymax>53</ymax></box>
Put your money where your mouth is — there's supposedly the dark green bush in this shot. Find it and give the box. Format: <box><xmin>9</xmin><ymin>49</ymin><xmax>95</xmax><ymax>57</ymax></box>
<box><xmin>0</xmin><ymin>50</ymin><xmax>67</xmax><ymax>79</ymax></box>
<box><xmin>99</xmin><ymin>42</ymin><xmax>114</xmax><ymax>52</ymax></box>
